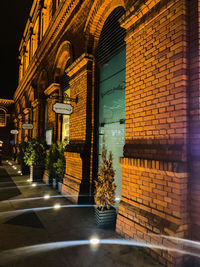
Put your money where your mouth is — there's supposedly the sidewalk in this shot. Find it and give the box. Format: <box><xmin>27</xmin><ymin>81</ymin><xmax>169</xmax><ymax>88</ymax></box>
<box><xmin>0</xmin><ymin>161</ymin><xmax>162</xmax><ymax>267</ymax></box>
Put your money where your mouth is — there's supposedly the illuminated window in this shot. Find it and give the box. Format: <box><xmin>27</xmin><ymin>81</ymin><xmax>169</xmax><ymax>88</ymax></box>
<box><xmin>0</xmin><ymin>109</ymin><xmax>7</xmax><ymax>127</ymax></box>
<box><xmin>62</xmin><ymin>60</ymin><xmax>70</xmax><ymax>143</ymax></box>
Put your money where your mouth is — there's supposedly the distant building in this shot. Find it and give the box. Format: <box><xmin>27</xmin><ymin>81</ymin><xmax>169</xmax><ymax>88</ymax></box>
<box><xmin>13</xmin><ymin>1</ymin><xmax>200</xmax><ymax>266</ymax></box>
<box><xmin>0</xmin><ymin>99</ymin><xmax>14</xmax><ymax>159</ymax></box>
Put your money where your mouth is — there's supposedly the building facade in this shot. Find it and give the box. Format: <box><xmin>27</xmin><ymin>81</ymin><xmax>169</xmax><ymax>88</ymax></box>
<box><xmin>14</xmin><ymin>0</ymin><xmax>200</xmax><ymax>266</ymax></box>
<box><xmin>0</xmin><ymin>99</ymin><xmax>14</xmax><ymax>159</ymax></box>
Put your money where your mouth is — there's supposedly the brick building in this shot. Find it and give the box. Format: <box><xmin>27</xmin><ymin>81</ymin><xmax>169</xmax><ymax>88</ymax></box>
<box><xmin>13</xmin><ymin>0</ymin><xmax>200</xmax><ymax>266</ymax></box>
<box><xmin>0</xmin><ymin>99</ymin><xmax>14</xmax><ymax>159</ymax></box>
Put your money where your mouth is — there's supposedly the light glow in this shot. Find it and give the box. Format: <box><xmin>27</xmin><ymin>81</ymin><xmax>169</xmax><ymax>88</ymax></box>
<box><xmin>90</xmin><ymin>238</ymin><xmax>100</xmax><ymax>246</ymax></box>
<box><xmin>44</xmin><ymin>195</ymin><xmax>50</xmax><ymax>200</ymax></box>
<box><xmin>54</xmin><ymin>204</ymin><xmax>61</xmax><ymax>209</ymax></box>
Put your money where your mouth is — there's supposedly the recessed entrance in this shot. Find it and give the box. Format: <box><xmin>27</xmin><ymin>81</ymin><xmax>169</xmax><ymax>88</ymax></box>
<box><xmin>97</xmin><ymin>7</ymin><xmax>126</xmax><ymax>206</ymax></box>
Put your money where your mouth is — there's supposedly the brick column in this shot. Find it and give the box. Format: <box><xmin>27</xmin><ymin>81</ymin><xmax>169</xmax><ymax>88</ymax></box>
<box><xmin>18</xmin><ymin>114</ymin><xmax>23</xmax><ymax>144</ymax></box>
<box><xmin>13</xmin><ymin>118</ymin><xmax>18</xmax><ymax>155</ymax></box>
<box><xmin>32</xmin><ymin>99</ymin><xmax>44</xmax><ymax>139</ymax></box>
<box><xmin>44</xmin><ymin>83</ymin><xmax>61</xmax><ymax>142</ymax></box>
<box><xmin>62</xmin><ymin>53</ymin><xmax>94</xmax><ymax>204</ymax></box>
<box><xmin>23</xmin><ymin>108</ymin><xmax>31</xmax><ymax>139</ymax></box>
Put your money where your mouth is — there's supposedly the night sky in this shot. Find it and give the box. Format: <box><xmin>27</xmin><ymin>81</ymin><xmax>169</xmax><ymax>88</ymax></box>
<box><xmin>0</xmin><ymin>0</ymin><xmax>33</xmax><ymax>99</ymax></box>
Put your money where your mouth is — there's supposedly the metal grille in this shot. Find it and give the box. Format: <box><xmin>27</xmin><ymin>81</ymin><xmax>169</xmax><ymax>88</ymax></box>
<box><xmin>97</xmin><ymin>7</ymin><xmax>126</xmax><ymax>65</ymax></box>
<box><xmin>0</xmin><ymin>111</ymin><xmax>6</xmax><ymax>126</ymax></box>
<box><xmin>62</xmin><ymin>60</ymin><xmax>71</xmax><ymax>92</ymax></box>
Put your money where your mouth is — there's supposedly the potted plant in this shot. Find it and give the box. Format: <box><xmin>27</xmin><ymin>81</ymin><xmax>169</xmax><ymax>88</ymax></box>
<box><xmin>45</xmin><ymin>142</ymin><xmax>65</xmax><ymax>191</ymax></box>
<box><xmin>53</xmin><ymin>142</ymin><xmax>65</xmax><ymax>193</ymax></box>
<box><xmin>94</xmin><ymin>144</ymin><xmax>117</xmax><ymax>228</ymax></box>
<box><xmin>45</xmin><ymin>143</ymin><xmax>57</xmax><ymax>186</ymax></box>
<box><xmin>18</xmin><ymin>138</ymin><xmax>30</xmax><ymax>175</ymax></box>
<box><xmin>24</xmin><ymin>138</ymin><xmax>46</xmax><ymax>181</ymax></box>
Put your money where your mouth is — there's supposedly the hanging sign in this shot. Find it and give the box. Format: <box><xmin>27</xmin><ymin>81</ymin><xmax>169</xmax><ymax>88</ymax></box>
<box><xmin>22</xmin><ymin>124</ymin><xmax>33</xmax><ymax>130</ymax></box>
<box><xmin>53</xmin><ymin>103</ymin><xmax>73</xmax><ymax>115</ymax></box>
<box><xmin>10</xmin><ymin>130</ymin><xmax>19</xmax><ymax>135</ymax></box>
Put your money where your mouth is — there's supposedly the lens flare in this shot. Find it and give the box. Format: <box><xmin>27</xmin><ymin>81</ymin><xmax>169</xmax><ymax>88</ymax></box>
<box><xmin>0</xmin><ymin>238</ymin><xmax>199</xmax><ymax>265</ymax></box>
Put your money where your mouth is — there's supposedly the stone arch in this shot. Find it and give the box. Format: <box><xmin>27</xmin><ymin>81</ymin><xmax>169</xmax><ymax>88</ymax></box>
<box><xmin>84</xmin><ymin>0</ymin><xmax>125</xmax><ymax>54</ymax></box>
<box><xmin>53</xmin><ymin>41</ymin><xmax>72</xmax><ymax>84</ymax></box>
<box><xmin>27</xmin><ymin>86</ymin><xmax>35</xmax><ymax>103</ymax></box>
<box><xmin>37</xmin><ymin>68</ymin><xmax>49</xmax><ymax>98</ymax></box>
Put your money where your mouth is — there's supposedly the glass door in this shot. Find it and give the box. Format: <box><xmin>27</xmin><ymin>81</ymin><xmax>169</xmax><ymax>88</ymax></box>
<box><xmin>98</xmin><ymin>49</ymin><xmax>126</xmax><ymax>207</ymax></box>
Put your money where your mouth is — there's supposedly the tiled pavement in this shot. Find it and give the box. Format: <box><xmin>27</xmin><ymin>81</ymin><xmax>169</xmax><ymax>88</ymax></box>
<box><xmin>0</xmin><ymin>161</ymin><xmax>162</xmax><ymax>267</ymax></box>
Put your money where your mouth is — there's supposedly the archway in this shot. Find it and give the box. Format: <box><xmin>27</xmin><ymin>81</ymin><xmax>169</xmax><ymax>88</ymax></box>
<box><xmin>97</xmin><ymin>7</ymin><xmax>126</xmax><ymax>206</ymax></box>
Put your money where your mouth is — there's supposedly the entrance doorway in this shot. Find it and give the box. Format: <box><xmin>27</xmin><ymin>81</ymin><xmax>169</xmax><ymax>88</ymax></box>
<box><xmin>97</xmin><ymin>7</ymin><xmax>126</xmax><ymax>206</ymax></box>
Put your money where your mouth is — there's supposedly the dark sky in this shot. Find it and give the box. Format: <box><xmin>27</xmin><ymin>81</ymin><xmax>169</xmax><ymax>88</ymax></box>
<box><xmin>0</xmin><ymin>0</ymin><xmax>33</xmax><ymax>99</ymax></box>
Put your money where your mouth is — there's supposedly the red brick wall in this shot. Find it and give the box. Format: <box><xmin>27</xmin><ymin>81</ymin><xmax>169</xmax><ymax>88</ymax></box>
<box><xmin>125</xmin><ymin>0</ymin><xmax>188</xmax><ymax>156</ymax></box>
<box><xmin>69</xmin><ymin>71</ymin><xmax>87</xmax><ymax>142</ymax></box>
<box><xmin>47</xmin><ymin>97</ymin><xmax>57</xmax><ymax>141</ymax></box>
<box><xmin>117</xmin><ymin>0</ymin><xmax>191</xmax><ymax>266</ymax></box>
<box><xmin>62</xmin><ymin>55</ymin><xmax>94</xmax><ymax>203</ymax></box>
<box><xmin>117</xmin><ymin>158</ymin><xmax>189</xmax><ymax>265</ymax></box>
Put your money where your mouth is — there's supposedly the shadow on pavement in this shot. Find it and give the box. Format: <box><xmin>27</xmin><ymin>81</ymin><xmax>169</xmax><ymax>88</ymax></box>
<box><xmin>0</xmin><ymin>167</ymin><xmax>21</xmax><ymax>201</ymax></box>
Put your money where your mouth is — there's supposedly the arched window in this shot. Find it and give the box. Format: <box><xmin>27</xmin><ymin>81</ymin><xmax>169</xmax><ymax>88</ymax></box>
<box><xmin>97</xmin><ymin>7</ymin><xmax>126</xmax><ymax>204</ymax></box>
<box><xmin>32</xmin><ymin>17</ymin><xmax>39</xmax><ymax>56</ymax></box>
<box><xmin>43</xmin><ymin>0</ymin><xmax>54</xmax><ymax>36</ymax></box>
<box><xmin>61</xmin><ymin>60</ymin><xmax>71</xmax><ymax>143</ymax></box>
<box><xmin>0</xmin><ymin>108</ymin><xmax>7</xmax><ymax>127</ymax></box>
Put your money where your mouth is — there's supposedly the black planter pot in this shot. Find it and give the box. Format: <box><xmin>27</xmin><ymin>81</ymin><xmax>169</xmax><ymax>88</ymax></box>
<box><xmin>95</xmin><ymin>207</ymin><xmax>116</xmax><ymax>228</ymax></box>
<box><xmin>30</xmin><ymin>165</ymin><xmax>44</xmax><ymax>182</ymax></box>
<box><xmin>20</xmin><ymin>162</ymin><xmax>30</xmax><ymax>175</ymax></box>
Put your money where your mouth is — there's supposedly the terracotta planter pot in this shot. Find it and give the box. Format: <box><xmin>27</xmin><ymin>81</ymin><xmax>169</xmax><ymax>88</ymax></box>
<box><xmin>30</xmin><ymin>165</ymin><xmax>44</xmax><ymax>182</ymax></box>
<box><xmin>95</xmin><ymin>207</ymin><xmax>116</xmax><ymax>228</ymax></box>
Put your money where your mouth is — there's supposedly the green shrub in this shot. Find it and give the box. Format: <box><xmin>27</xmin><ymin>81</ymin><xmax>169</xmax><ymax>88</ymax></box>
<box><xmin>24</xmin><ymin>138</ymin><xmax>46</xmax><ymax>166</ymax></box>
<box><xmin>18</xmin><ymin>137</ymin><xmax>30</xmax><ymax>165</ymax></box>
<box><xmin>46</xmin><ymin>141</ymin><xmax>65</xmax><ymax>181</ymax></box>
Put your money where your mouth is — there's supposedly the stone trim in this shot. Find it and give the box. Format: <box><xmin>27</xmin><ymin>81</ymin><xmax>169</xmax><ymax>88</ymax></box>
<box><xmin>66</xmin><ymin>53</ymin><xmax>94</xmax><ymax>78</ymax></box>
<box><xmin>23</xmin><ymin>108</ymin><xmax>31</xmax><ymax>115</ymax></box>
<box><xmin>31</xmin><ymin>99</ymin><xmax>41</xmax><ymax>108</ymax></box>
<box><xmin>44</xmin><ymin>83</ymin><xmax>61</xmax><ymax>96</ymax></box>
<box><xmin>0</xmin><ymin>99</ymin><xmax>14</xmax><ymax>106</ymax></box>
